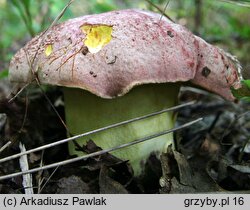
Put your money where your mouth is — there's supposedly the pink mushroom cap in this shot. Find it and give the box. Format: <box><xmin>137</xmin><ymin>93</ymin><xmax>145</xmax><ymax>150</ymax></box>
<box><xmin>9</xmin><ymin>9</ymin><xmax>242</xmax><ymax>100</ymax></box>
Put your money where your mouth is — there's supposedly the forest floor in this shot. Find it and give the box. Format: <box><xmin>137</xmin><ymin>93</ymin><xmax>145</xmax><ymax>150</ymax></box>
<box><xmin>0</xmin><ymin>79</ymin><xmax>250</xmax><ymax>194</ymax></box>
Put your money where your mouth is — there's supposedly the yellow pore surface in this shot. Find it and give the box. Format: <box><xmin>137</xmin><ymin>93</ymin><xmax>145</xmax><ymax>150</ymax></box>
<box><xmin>81</xmin><ymin>25</ymin><xmax>112</xmax><ymax>53</ymax></box>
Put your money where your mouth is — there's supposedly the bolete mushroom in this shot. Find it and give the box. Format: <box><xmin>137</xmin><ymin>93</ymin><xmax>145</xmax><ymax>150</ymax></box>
<box><xmin>9</xmin><ymin>9</ymin><xmax>242</xmax><ymax>176</ymax></box>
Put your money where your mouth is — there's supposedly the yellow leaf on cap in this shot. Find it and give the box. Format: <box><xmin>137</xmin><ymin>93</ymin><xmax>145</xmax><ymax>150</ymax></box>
<box><xmin>45</xmin><ymin>44</ymin><xmax>53</xmax><ymax>56</ymax></box>
<box><xmin>81</xmin><ymin>25</ymin><xmax>112</xmax><ymax>53</ymax></box>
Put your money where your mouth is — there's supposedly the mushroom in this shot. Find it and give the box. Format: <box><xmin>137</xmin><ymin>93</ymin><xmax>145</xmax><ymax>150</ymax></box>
<box><xmin>9</xmin><ymin>9</ymin><xmax>242</xmax><ymax>176</ymax></box>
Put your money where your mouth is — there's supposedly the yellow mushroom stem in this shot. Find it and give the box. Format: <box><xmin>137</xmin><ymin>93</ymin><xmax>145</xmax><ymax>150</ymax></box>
<box><xmin>64</xmin><ymin>83</ymin><xmax>179</xmax><ymax>176</ymax></box>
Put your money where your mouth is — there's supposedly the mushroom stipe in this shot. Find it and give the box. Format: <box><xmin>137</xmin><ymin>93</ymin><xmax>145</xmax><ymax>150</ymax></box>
<box><xmin>64</xmin><ymin>83</ymin><xmax>179</xmax><ymax>175</ymax></box>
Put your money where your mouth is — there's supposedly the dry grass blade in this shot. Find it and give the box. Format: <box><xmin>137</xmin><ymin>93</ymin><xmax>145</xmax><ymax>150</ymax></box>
<box><xmin>7</xmin><ymin>0</ymin><xmax>75</xmax><ymax>137</ymax></box>
<box><xmin>0</xmin><ymin>141</ymin><xmax>11</xmax><ymax>153</ymax></box>
<box><xmin>37</xmin><ymin>150</ymin><xmax>45</xmax><ymax>194</ymax></box>
<box><xmin>160</xmin><ymin>0</ymin><xmax>171</xmax><ymax>21</ymax></box>
<box><xmin>30</xmin><ymin>0</ymin><xmax>75</xmax><ymax>65</ymax></box>
<box><xmin>144</xmin><ymin>0</ymin><xmax>174</xmax><ymax>22</ymax></box>
<box><xmin>9</xmin><ymin>0</ymin><xmax>74</xmax><ymax>98</ymax></box>
<box><xmin>0</xmin><ymin>101</ymin><xmax>195</xmax><ymax>164</ymax></box>
<box><xmin>39</xmin><ymin>165</ymin><xmax>59</xmax><ymax>193</ymax></box>
<box><xmin>48</xmin><ymin>0</ymin><xmax>75</xmax><ymax>31</ymax></box>
<box><xmin>0</xmin><ymin>117</ymin><xmax>203</xmax><ymax>181</ymax></box>
<box><xmin>219</xmin><ymin>0</ymin><xmax>250</xmax><ymax>7</ymax></box>
<box><xmin>28</xmin><ymin>0</ymin><xmax>75</xmax><ymax>133</ymax></box>
<box><xmin>7</xmin><ymin>83</ymin><xmax>30</xmax><ymax>103</ymax></box>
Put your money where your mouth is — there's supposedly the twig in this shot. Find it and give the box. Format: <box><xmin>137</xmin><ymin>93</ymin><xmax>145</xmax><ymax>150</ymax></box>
<box><xmin>37</xmin><ymin>150</ymin><xmax>45</xmax><ymax>194</ymax></box>
<box><xmin>0</xmin><ymin>118</ymin><xmax>203</xmax><ymax>181</ymax></box>
<box><xmin>38</xmin><ymin>84</ymin><xmax>69</xmax><ymax>133</ymax></box>
<box><xmin>160</xmin><ymin>0</ymin><xmax>170</xmax><ymax>22</ymax></box>
<box><xmin>144</xmin><ymin>0</ymin><xmax>174</xmax><ymax>22</ymax></box>
<box><xmin>0</xmin><ymin>101</ymin><xmax>195</xmax><ymax>164</ymax></box>
<box><xmin>27</xmin><ymin>0</ymin><xmax>74</xmax><ymax>133</ymax></box>
<box><xmin>19</xmin><ymin>142</ymin><xmax>34</xmax><ymax>194</ymax></box>
<box><xmin>219</xmin><ymin>0</ymin><xmax>250</xmax><ymax>8</ymax></box>
<box><xmin>24</xmin><ymin>47</ymin><xmax>70</xmax><ymax>134</ymax></box>
<box><xmin>8</xmin><ymin>0</ymin><xmax>75</xmax><ymax>103</ymax></box>
<box><xmin>0</xmin><ymin>141</ymin><xmax>11</xmax><ymax>153</ymax></box>
<box><xmin>18</xmin><ymin>91</ymin><xmax>29</xmax><ymax>133</ymax></box>
<box><xmin>30</xmin><ymin>0</ymin><xmax>75</xmax><ymax>65</ymax></box>
<box><xmin>39</xmin><ymin>165</ymin><xmax>60</xmax><ymax>193</ymax></box>
<box><xmin>8</xmin><ymin>83</ymin><xmax>31</xmax><ymax>103</ymax></box>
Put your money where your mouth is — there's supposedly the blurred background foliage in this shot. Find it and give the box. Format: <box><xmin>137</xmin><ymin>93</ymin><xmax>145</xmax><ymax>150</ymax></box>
<box><xmin>0</xmin><ymin>0</ymin><xmax>249</xmax><ymax>78</ymax></box>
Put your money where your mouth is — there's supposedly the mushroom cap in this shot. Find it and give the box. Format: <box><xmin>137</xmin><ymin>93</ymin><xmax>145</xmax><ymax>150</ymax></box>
<box><xmin>9</xmin><ymin>9</ymin><xmax>241</xmax><ymax>99</ymax></box>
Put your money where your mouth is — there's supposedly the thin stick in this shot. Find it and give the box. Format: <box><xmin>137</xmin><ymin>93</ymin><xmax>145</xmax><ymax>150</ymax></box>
<box><xmin>8</xmin><ymin>0</ymin><xmax>75</xmax><ymax>102</ymax></box>
<box><xmin>37</xmin><ymin>150</ymin><xmax>45</xmax><ymax>194</ymax></box>
<box><xmin>19</xmin><ymin>142</ymin><xmax>34</xmax><ymax>194</ymax></box>
<box><xmin>39</xmin><ymin>165</ymin><xmax>59</xmax><ymax>193</ymax></box>
<box><xmin>144</xmin><ymin>0</ymin><xmax>174</xmax><ymax>22</ymax></box>
<box><xmin>24</xmin><ymin>49</ymin><xmax>70</xmax><ymax>133</ymax></box>
<box><xmin>8</xmin><ymin>83</ymin><xmax>30</xmax><ymax>103</ymax></box>
<box><xmin>18</xmin><ymin>92</ymin><xmax>29</xmax><ymax>133</ymax></box>
<box><xmin>0</xmin><ymin>118</ymin><xmax>202</xmax><ymax>181</ymax></box>
<box><xmin>0</xmin><ymin>101</ymin><xmax>195</xmax><ymax>164</ymax></box>
<box><xmin>38</xmin><ymin>84</ymin><xmax>69</xmax><ymax>132</ymax></box>
<box><xmin>160</xmin><ymin>0</ymin><xmax>170</xmax><ymax>22</ymax></box>
<box><xmin>220</xmin><ymin>0</ymin><xmax>250</xmax><ymax>8</ymax></box>
<box><xmin>23</xmin><ymin>0</ymin><xmax>72</xmax><ymax>133</ymax></box>
<box><xmin>31</xmin><ymin>0</ymin><xmax>75</xmax><ymax>65</ymax></box>
<box><xmin>0</xmin><ymin>141</ymin><xmax>12</xmax><ymax>153</ymax></box>
<box><xmin>46</xmin><ymin>0</ymin><xmax>75</xmax><ymax>32</ymax></box>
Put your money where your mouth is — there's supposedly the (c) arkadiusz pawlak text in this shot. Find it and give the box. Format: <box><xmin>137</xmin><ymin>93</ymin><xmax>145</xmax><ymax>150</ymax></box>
<box><xmin>19</xmin><ymin>196</ymin><xmax>107</xmax><ymax>206</ymax></box>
